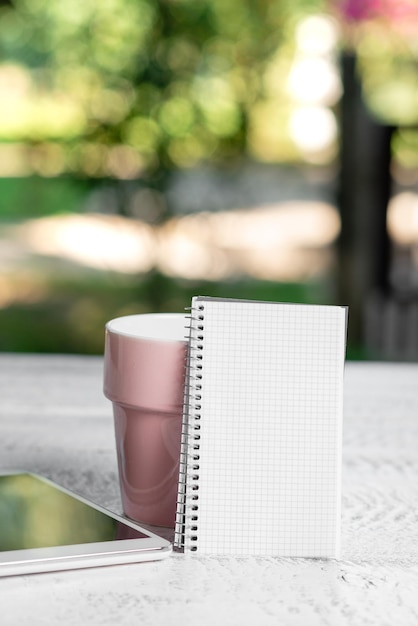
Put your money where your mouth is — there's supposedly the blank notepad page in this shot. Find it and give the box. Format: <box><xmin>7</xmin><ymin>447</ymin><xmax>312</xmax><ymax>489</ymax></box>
<box><xmin>178</xmin><ymin>297</ymin><xmax>347</xmax><ymax>557</ymax></box>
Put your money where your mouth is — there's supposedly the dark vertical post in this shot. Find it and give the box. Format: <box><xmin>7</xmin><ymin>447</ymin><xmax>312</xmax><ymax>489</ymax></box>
<box><xmin>337</xmin><ymin>53</ymin><xmax>393</xmax><ymax>348</ymax></box>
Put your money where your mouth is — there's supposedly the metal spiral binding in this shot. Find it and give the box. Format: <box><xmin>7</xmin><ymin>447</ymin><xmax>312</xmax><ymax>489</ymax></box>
<box><xmin>174</xmin><ymin>302</ymin><xmax>205</xmax><ymax>551</ymax></box>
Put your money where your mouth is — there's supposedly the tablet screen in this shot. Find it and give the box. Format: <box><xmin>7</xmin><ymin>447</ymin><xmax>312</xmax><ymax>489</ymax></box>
<box><xmin>0</xmin><ymin>473</ymin><xmax>148</xmax><ymax>551</ymax></box>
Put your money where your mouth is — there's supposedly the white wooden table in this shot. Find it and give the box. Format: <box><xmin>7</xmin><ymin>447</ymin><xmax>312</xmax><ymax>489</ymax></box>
<box><xmin>1</xmin><ymin>354</ymin><xmax>418</xmax><ymax>625</ymax></box>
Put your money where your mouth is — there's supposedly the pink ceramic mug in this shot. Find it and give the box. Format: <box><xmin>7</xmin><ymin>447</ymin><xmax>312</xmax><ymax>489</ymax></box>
<box><xmin>103</xmin><ymin>313</ymin><xmax>187</xmax><ymax>528</ymax></box>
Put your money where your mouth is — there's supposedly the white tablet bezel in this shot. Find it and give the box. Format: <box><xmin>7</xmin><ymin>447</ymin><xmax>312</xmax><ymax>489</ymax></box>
<box><xmin>0</xmin><ymin>472</ymin><xmax>171</xmax><ymax>577</ymax></box>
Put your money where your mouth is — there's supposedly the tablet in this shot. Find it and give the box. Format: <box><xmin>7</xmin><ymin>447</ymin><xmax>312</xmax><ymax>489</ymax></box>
<box><xmin>0</xmin><ymin>472</ymin><xmax>171</xmax><ymax>577</ymax></box>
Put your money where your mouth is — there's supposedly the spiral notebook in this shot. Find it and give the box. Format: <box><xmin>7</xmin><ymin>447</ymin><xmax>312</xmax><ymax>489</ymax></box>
<box><xmin>175</xmin><ymin>297</ymin><xmax>347</xmax><ymax>557</ymax></box>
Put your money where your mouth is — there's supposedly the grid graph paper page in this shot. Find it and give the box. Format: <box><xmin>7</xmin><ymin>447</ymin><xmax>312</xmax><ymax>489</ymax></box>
<box><xmin>183</xmin><ymin>297</ymin><xmax>346</xmax><ymax>557</ymax></box>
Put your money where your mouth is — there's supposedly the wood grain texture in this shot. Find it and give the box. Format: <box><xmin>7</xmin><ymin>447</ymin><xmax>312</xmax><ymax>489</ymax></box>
<box><xmin>1</xmin><ymin>354</ymin><xmax>418</xmax><ymax>625</ymax></box>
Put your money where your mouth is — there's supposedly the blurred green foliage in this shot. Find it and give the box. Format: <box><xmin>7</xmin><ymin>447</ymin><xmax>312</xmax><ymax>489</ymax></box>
<box><xmin>0</xmin><ymin>0</ymin><xmax>326</xmax><ymax>184</ymax></box>
<box><xmin>2</xmin><ymin>0</ymin><xmax>418</xmax><ymax>179</ymax></box>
